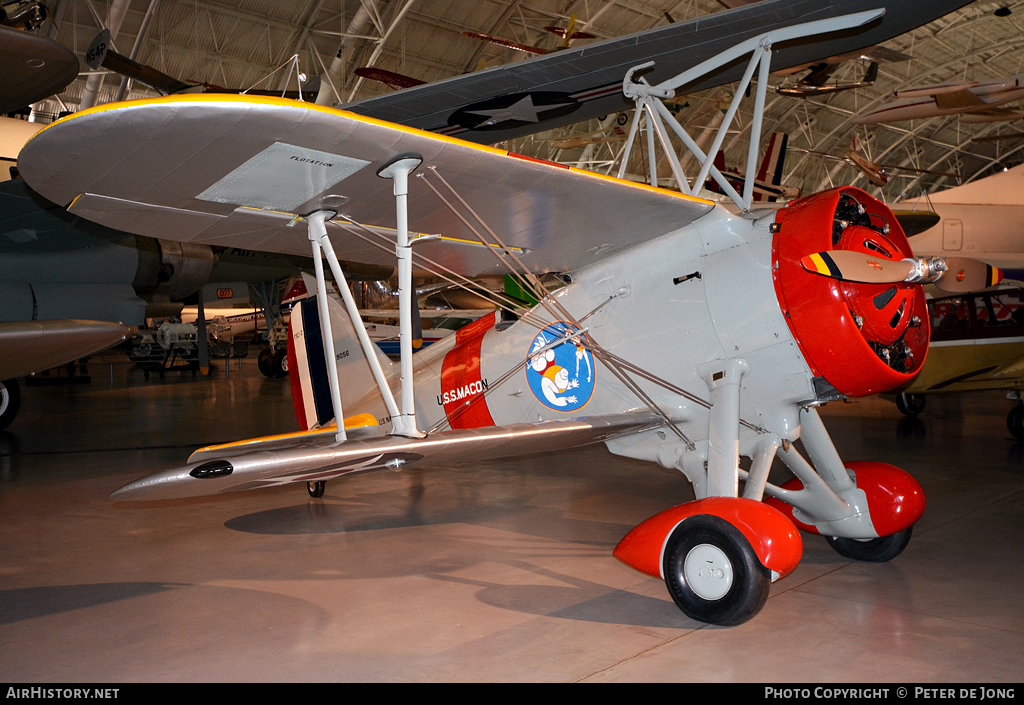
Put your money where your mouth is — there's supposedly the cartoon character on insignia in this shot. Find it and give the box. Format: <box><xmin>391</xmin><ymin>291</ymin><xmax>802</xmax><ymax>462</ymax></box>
<box><xmin>573</xmin><ymin>334</ymin><xmax>592</xmax><ymax>384</ymax></box>
<box><xmin>526</xmin><ymin>323</ymin><xmax>595</xmax><ymax>412</ymax></box>
<box><xmin>530</xmin><ymin>347</ymin><xmax>579</xmax><ymax>407</ymax></box>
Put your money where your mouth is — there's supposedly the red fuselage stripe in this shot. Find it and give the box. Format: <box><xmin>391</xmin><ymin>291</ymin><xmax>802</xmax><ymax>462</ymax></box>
<box><xmin>441</xmin><ymin>313</ymin><xmax>497</xmax><ymax>429</ymax></box>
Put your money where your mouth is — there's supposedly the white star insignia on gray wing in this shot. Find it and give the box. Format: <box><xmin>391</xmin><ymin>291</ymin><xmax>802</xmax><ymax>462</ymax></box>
<box><xmin>466</xmin><ymin>95</ymin><xmax>574</xmax><ymax>126</ymax></box>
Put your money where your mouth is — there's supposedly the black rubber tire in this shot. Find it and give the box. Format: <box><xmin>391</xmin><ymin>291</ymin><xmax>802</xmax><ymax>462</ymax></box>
<box><xmin>271</xmin><ymin>348</ymin><xmax>289</xmax><ymax>378</ymax></box>
<box><xmin>0</xmin><ymin>379</ymin><xmax>21</xmax><ymax>431</ymax></box>
<box><xmin>307</xmin><ymin>481</ymin><xmax>325</xmax><ymax>498</ymax></box>
<box><xmin>825</xmin><ymin>526</ymin><xmax>913</xmax><ymax>562</ymax></box>
<box><xmin>895</xmin><ymin>393</ymin><xmax>926</xmax><ymax>416</ymax></box>
<box><xmin>1008</xmin><ymin>404</ymin><xmax>1024</xmax><ymax>441</ymax></box>
<box><xmin>663</xmin><ymin>515</ymin><xmax>771</xmax><ymax>626</ymax></box>
<box><xmin>257</xmin><ymin>348</ymin><xmax>275</xmax><ymax>378</ymax></box>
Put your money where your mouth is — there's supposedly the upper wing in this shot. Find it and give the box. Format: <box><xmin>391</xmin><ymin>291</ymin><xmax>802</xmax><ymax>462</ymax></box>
<box><xmin>110</xmin><ymin>413</ymin><xmax>662</xmax><ymax>501</ymax></box>
<box><xmin>344</xmin><ymin>0</ymin><xmax>974</xmax><ymax>144</ymax></box>
<box><xmin>18</xmin><ymin>94</ymin><xmax>713</xmax><ymax>277</ymax></box>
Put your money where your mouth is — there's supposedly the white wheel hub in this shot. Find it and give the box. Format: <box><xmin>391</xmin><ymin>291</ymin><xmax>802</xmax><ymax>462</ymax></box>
<box><xmin>684</xmin><ymin>543</ymin><xmax>733</xmax><ymax>601</ymax></box>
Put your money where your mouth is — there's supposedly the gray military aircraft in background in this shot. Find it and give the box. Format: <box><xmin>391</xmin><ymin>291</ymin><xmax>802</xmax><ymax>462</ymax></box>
<box><xmin>0</xmin><ymin>170</ymin><xmax>391</xmax><ymax>430</ymax></box>
<box><xmin>0</xmin><ymin>1</ymin><xmax>78</xmax><ymax>115</ymax></box>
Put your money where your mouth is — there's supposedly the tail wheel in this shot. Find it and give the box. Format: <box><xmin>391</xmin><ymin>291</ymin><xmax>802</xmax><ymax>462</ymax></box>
<box><xmin>663</xmin><ymin>515</ymin><xmax>770</xmax><ymax>626</ymax></box>
<box><xmin>825</xmin><ymin>526</ymin><xmax>913</xmax><ymax>562</ymax></box>
<box><xmin>307</xmin><ymin>481</ymin><xmax>325</xmax><ymax>498</ymax></box>
<box><xmin>0</xmin><ymin>379</ymin><xmax>20</xmax><ymax>431</ymax></box>
<box><xmin>1008</xmin><ymin>404</ymin><xmax>1024</xmax><ymax>441</ymax></box>
<box><xmin>896</xmin><ymin>393</ymin><xmax>926</xmax><ymax>416</ymax></box>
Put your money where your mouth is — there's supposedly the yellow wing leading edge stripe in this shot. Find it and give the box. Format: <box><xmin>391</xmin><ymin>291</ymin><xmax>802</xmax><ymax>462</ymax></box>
<box><xmin>27</xmin><ymin>93</ymin><xmax>713</xmax><ymax>208</ymax></box>
<box><xmin>190</xmin><ymin>413</ymin><xmax>379</xmax><ymax>457</ymax></box>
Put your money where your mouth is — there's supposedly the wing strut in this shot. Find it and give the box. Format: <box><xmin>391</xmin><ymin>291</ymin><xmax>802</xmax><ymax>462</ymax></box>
<box><xmin>307</xmin><ymin>210</ymin><xmax>402</xmax><ymax>436</ymax></box>
<box><xmin>304</xmin><ymin>156</ymin><xmax>427</xmax><ymax>441</ymax></box>
<box><xmin>414</xmin><ymin>167</ymin><xmax>700</xmax><ymax>448</ymax></box>
<box><xmin>335</xmin><ymin>205</ymin><xmax>764</xmax><ymax>442</ymax></box>
<box><xmin>377</xmin><ymin>155</ymin><xmax>425</xmax><ymax>438</ymax></box>
<box><xmin>616</xmin><ymin>9</ymin><xmax>884</xmax><ymax>210</ymax></box>
<box><xmin>307</xmin><ymin>211</ymin><xmax>349</xmax><ymax>443</ymax></box>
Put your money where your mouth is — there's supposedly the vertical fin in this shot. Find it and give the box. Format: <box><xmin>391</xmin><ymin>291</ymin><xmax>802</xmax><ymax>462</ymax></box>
<box><xmin>754</xmin><ymin>132</ymin><xmax>788</xmax><ymax>202</ymax></box>
<box><xmin>287</xmin><ymin>294</ymin><xmax>396</xmax><ymax>431</ymax></box>
<box><xmin>287</xmin><ymin>297</ymin><xmax>334</xmax><ymax>430</ymax></box>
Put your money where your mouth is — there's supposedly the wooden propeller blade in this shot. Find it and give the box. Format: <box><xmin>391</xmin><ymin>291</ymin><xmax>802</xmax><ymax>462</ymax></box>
<box><xmin>461</xmin><ymin>31</ymin><xmax>547</xmax><ymax>55</ymax></box>
<box><xmin>544</xmin><ymin>26</ymin><xmax>596</xmax><ymax>39</ymax></box>
<box><xmin>800</xmin><ymin>251</ymin><xmax>914</xmax><ymax>283</ymax></box>
<box><xmin>934</xmin><ymin>257</ymin><xmax>1003</xmax><ymax>293</ymax></box>
<box><xmin>353</xmin><ymin>67</ymin><xmax>426</xmax><ymax>89</ymax></box>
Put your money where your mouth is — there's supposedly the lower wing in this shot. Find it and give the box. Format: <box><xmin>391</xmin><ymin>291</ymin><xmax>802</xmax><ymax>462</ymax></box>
<box><xmin>111</xmin><ymin>413</ymin><xmax>662</xmax><ymax>501</ymax></box>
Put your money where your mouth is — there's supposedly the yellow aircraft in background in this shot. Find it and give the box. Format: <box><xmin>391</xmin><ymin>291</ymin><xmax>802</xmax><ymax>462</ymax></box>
<box><xmin>893</xmin><ymin>287</ymin><xmax>1024</xmax><ymax>440</ymax></box>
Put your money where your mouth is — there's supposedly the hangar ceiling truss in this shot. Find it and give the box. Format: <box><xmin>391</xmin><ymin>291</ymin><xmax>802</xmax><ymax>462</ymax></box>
<box><xmin>22</xmin><ymin>0</ymin><xmax>1024</xmax><ymax>202</ymax></box>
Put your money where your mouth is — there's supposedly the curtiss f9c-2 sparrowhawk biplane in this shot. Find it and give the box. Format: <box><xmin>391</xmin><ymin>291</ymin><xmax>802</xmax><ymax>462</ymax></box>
<box><xmin>18</xmin><ymin>6</ymin><xmax>995</xmax><ymax>626</ymax></box>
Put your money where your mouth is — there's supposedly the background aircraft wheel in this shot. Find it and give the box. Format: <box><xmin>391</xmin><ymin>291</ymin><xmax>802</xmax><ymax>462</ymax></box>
<box><xmin>0</xmin><ymin>379</ymin><xmax>21</xmax><ymax>431</ymax></box>
<box><xmin>1007</xmin><ymin>405</ymin><xmax>1024</xmax><ymax>441</ymax></box>
<box><xmin>257</xmin><ymin>348</ymin><xmax>275</xmax><ymax>377</ymax></box>
<box><xmin>825</xmin><ymin>526</ymin><xmax>913</xmax><ymax>562</ymax></box>
<box><xmin>895</xmin><ymin>393</ymin><xmax>926</xmax><ymax>416</ymax></box>
<box><xmin>307</xmin><ymin>481</ymin><xmax>325</xmax><ymax>498</ymax></box>
<box><xmin>663</xmin><ymin>515</ymin><xmax>770</xmax><ymax>626</ymax></box>
<box><xmin>271</xmin><ymin>348</ymin><xmax>289</xmax><ymax>378</ymax></box>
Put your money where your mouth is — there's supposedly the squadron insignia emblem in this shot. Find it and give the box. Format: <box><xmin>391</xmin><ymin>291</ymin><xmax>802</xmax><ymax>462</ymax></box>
<box><xmin>526</xmin><ymin>322</ymin><xmax>595</xmax><ymax>412</ymax></box>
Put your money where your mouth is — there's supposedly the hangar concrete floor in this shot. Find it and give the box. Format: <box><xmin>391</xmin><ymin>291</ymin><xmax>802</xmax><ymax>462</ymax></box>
<box><xmin>1</xmin><ymin>355</ymin><xmax>1022</xmax><ymax>683</ymax></box>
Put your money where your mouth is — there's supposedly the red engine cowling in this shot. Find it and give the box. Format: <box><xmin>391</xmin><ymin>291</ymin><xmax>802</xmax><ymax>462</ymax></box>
<box><xmin>772</xmin><ymin>187</ymin><xmax>930</xmax><ymax>397</ymax></box>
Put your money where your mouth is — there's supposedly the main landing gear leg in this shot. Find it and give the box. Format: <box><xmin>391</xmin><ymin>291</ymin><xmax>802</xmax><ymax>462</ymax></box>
<box><xmin>616</xmin><ymin>359</ymin><xmax>801</xmax><ymax>626</ymax></box>
<box><xmin>764</xmin><ymin>408</ymin><xmax>925</xmax><ymax>564</ymax></box>
<box><xmin>666</xmin><ymin>360</ymin><xmax>775</xmax><ymax>624</ymax></box>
